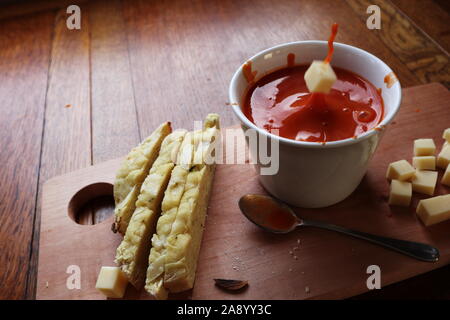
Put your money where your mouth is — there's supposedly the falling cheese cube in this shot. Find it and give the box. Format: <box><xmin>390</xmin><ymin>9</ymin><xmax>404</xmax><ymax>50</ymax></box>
<box><xmin>442</xmin><ymin>165</ymin><xmax>450</xmax><ymax>187</ymax></box>
<box><xmin>413</xmin><ymin>139</ymin><xmax>436</xmax><ymax>156</ymax></box>
<box><xmin>411</xmin><ymin>170</ymin><xmax>438</xmax><ymax>196</ymax></box>
<box><xmin>443</xmin><ymin>128</ymin><xmax>450</xmax><ymax>142</ymax></box>
<box><xmin>386</xmin><ymin>160</ymin><xmax>415</xmax><ymax>181</ymax></box>
<box><xmin>95</xmin><ymin>267</ymin><xmax>128</xmax><ymax>298</ymax></box>
<box><xmin>388</xmin><ymin>180</ymin><xmax>412</xmax><ymax>207</ymax></box>
<box><xmin>437</xmin><ymin>144</ymin><xmax>450</xmax><ymax>169</ymax></box>
<box><xmin>304</xmin><ymin>60</ymin><xmax>337</xmax><ymax>94</ymax></box>
<box><xmin>412</xmin><ymin>156</ymin><xmax>436</xmax><ymax>170</ymax></box>
<box><xmin>416</xmin><ymin>194</ymin><xmax>450</xmax><ymax>226</ymax></box>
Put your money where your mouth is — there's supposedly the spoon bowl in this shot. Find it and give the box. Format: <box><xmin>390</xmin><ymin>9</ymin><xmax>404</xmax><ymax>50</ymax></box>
<box><xmin>238</xmin><ymin>194</ymin><xmax>300</xmax><ymax>234</ymax></box>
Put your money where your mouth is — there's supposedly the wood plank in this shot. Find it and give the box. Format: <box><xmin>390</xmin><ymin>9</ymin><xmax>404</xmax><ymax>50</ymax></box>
<box><xmin>0</xmin><ymin>11</ymin><xmax>54</xmax><ymax>299</ymax></box>
<box><xmin>346</xmin><ymin>0</ymin><xmax>450</xmax><ymax>88</ymax></box>
<box><xmin>37</xmin><ymin>83</ymin><xmax>450</xmax><ymax>300</ymax></box>
<box><xmin>26</xmin><ymin>6</ymin><xmax>92</xmax><ymax>299</ymax></box>
<box><xmin>122</xmin><ymin>0</ymin><xmax>420</xmax><ymax>137</ymax></box>
<box><xmin>0</xmin><ymin>0</ymin><xmax>88</xmax><ymax>21</ymax></box>
<box><xmin>39</xmin><ymin>7</ymin><xmax>91</xmax><ymax>206</ymax></box>
<box><xmin>391</xmin><ymin>0</ymin><xmax>450</xmax><ymax>54</ymax></box>
<box><xmin>89</xmin><ymin>0</ymin><xmax>140</xmax><ymax>163</ymax></box>
<box><xmin>37</xmin><ymin>159</ymin><xmax>123</xmax><ymax>299</ymax></box>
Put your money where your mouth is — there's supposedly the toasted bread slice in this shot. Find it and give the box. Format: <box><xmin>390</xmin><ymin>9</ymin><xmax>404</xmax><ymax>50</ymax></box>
<box><xmin>163</xmin><ymin>164</ymin><xmax>215</xmax><ymax>292</ymax></box>
<box><xmin>163</xmin><ymin>122</ymin><xmax>219</xmax><ymax>292</ymax></box>
<box><xmin>145</xmin><ymin>114</ymin><xmax>220</xmax><ymax>298</ymax></box>
<box><xmin>115</xmin><ymin>130</ymin><xmax>186</xmax><ymax>288</ymax></box>
<box><xmin>144</xmin><ymin>131</ymin><xmax>200</xmax><ymax>299</ymax></box>
<box><xmin>113</xmin><ymin>122</ymin><xmax>171</xmax><ymax>234</ymax></box>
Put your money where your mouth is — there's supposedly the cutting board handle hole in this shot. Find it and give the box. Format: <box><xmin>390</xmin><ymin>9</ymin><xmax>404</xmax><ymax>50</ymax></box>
<box><xmin>68</xmin><ymin>183</ymin><xmax>114</xmax><ymax>225</ymax></box>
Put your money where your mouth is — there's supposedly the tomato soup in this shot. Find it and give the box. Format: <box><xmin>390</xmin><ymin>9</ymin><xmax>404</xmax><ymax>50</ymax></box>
<box><xmin>242</xmin><ymin>65</ymin><xmax>384</xmax><ymax>143</ymax></box>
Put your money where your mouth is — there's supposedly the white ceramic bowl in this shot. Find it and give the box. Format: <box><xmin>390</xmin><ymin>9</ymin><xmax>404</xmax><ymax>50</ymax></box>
<box><xmin>229</xmin><ymin>41</ymin><xmax>402</xmax><ymax>208</ymax></box>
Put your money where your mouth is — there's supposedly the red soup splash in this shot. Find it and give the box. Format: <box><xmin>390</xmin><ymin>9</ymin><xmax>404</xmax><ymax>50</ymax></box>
<box><xmin>242</xmin><ymin>65</ymin><xmax>384</xmax><ymax>143</ymax></box>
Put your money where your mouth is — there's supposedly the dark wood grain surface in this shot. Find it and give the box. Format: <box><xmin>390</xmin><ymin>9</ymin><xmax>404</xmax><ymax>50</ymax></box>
<box><xmin>347</xmin><ymin>0</ymin><xmax>450</xmax><ymax>87</ymax></box>
<box><xmin>0</xmin><ymin>10</ymin><xmax>54</xmax><ymax>300</ymax></box>
<box><xmin>391</xmin><ymin>0</ymin><xmax>450</xmax><ymax>53</ymax></box>
<box><xmin>0</xmin><ymin>0</ymin><xmax>449</xmax><ymax>300</ymax></box>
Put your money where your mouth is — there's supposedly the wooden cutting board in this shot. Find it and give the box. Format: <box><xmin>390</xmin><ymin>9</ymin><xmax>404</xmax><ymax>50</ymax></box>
<box><xmin>37</xmin><ymin>83</ymin><xmax>450</xmax><ymax>300</ymax></box>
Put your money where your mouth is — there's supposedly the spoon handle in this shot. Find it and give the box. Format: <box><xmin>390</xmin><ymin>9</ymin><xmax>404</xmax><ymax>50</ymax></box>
<box><xmin>301</xmin><ymin>219</ymin><xmax>439</xmax><ymax>262</ymax></box>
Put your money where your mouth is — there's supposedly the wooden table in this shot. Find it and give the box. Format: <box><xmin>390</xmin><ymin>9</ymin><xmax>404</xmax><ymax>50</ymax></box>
<box><xmin>0</xmin><ymin>0</ymin><xmax>449</xmax><ymax>300</ymax></box>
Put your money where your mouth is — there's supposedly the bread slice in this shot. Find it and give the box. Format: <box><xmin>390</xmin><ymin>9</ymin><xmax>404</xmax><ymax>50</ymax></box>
<box><xmin>115</xmin><ymin>130</ymin><xmax>186</xmax><ymax>288</ymax></box>
<box><xmin>164</xmin><ymin>121</ymin><xmax>219</xmax><ymax>292</ymax></box>
<box><xmin>144</xmin><ymin>114</ymin><xmax>220</xmax><ymax>298</ymax></box>
<box><xmin>112</xmin><ymin>122</ymin><xmax>171</xmax><ymax>234</ymax></box>
<box><xmin>145</xmin><ymin>114</ymin><xmax>220</xmax><ymax>299</ymax></box>
<box><xmin>144</xmin><ymin>131</ymin><xmax>199</xmax><ymax>299</ymax></box>
<box><xmin>163</xmin><ymin>163</ymin><xmax>215</xmax><ymax>292</ymax></box>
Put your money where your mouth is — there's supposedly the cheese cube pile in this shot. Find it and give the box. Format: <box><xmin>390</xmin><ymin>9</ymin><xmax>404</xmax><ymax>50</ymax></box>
<box><xmin>304</xmin><ymin>60</ymin><xmax>337</xmax><ymax>94</ymax></box>
<box><xmin>386</xmin><ymin>128</ymin><xmax>450</xmax><ymax>226</ymax></box>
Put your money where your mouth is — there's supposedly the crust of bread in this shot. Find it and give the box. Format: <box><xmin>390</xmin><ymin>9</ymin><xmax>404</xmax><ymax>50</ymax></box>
<box><xmin>112</xmin><ymin>122</ymin><xmax>171</xmax><ymax>235</ymax></box>
<box><xmin>115</xmin><ymin>130</ymin><xmax>186</xmax><ymax>289</ymax></box>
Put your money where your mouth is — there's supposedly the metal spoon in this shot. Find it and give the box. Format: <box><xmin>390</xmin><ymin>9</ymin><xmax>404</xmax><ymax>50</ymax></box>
<box><xmin>239</xmin><ymin>194</ymin><xmax>439</xmax><ymax>262</ymax></box>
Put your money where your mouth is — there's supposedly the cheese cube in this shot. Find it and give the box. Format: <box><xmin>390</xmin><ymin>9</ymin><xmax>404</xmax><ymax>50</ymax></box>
<box><xmin>304</xmin><ymin>60</ymin><xmax>337</xmax><ymax>94</ymax></box>
<box><xmin>386</xmin><ymin>160</ymin><xmax>415</xmax><ymax>181</ymax></box>
<box><xmin>442</xmin><ymin>165</ymin><xmax>450</xmax><ymax>187</ymax></box>
<box><xmin>413</xmin><ymin>139</ymin><xmax>436</xmax><ymax>156</ymax></box>
<box><xmin>416</xmin><ymin>194</ymin><xmax>450</xmax><ymax>226</ymax></box>
<box><xmin>388</xmin><ymin>180</ymin><xmax>412</xmax><ymax>207</ymax></box>
<box><xmin>95</xmin><ymin>267</ymin><xmax>128</xmax><ymax>298</ymax></box>
<box><xmin>411</xmin><ymin>170</ymin><xmax>438</xmax><ymax>195</ymax></box>
<box><xmin>412</xmin><ymin>156</ymin><xmax>436</xmax><ymax>170</ymax></box>
<box><xmin>443</xmin><ymin>128</ymin><xmax>450</xmax><ymax>142</ymax></box>
<box><xmin>437</xmin><ymin>144</ymin><xmax>450</xmax><ymax>169</ymax></box>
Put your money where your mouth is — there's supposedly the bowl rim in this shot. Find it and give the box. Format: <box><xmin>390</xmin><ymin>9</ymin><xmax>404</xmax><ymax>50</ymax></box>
<box><xmin>228</xmin><ymin>40</ymin><xmax>402</xmax><ymax>149</ymax></box>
